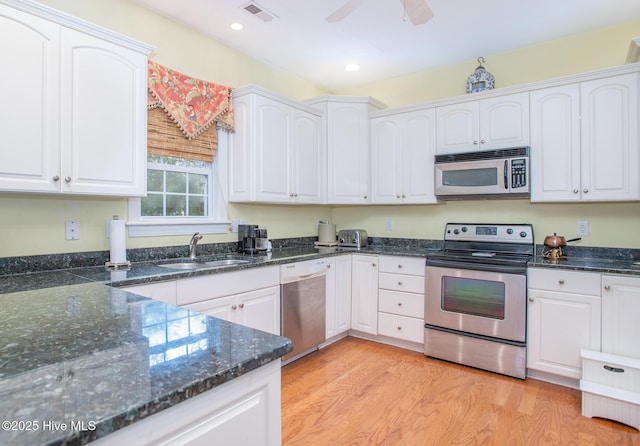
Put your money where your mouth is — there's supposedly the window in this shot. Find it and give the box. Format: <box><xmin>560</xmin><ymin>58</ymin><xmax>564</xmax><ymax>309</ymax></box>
<box><xmin>127</xmin><ymin>131</ymin><xmax>230</xmax><ymax>237</ymax></box>
<box><xmin>142</xmin><ymin>156</ymin><xmax>210</xmax><ymax>218</ymax></box>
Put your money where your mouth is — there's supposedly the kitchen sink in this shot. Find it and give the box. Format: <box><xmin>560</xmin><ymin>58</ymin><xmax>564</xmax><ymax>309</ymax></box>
<box><xmin>157</xmin><ymin>257</ymin><xmax>254</xmax><ymax>270</ymax></box>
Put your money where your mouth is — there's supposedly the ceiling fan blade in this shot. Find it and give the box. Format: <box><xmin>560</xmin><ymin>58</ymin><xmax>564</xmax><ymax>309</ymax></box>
<box><xmin>326</xmin><ymin>0</ymin><xmax>366</xmax><ymax>23</ymax></box>
<box><xmin>401</xmin><ymin>0</ymin><xmax>434</xmax><ymax>26</ymax></box>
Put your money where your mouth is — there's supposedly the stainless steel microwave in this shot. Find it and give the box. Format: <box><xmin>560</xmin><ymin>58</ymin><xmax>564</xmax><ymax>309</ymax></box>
<box><xmin>434</xmin><ymin>147</ymin><xmax>529</xmax><ymax>199</ymax></box>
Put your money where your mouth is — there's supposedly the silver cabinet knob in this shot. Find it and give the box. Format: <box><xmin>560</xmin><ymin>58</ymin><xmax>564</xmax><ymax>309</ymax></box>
<box><xmin>372</xmin><ymin>263</ymin><xmax>376</xmax><ymax>267</ymax></box>
<box><xmin>397</xmin><ymin>326</ymin><xmax>402</xmax><ymax>331</ymax></box>
<box><xmin>583</xmin><ymin>189</ymin><xmax>589</xmax><ymax>193</ymax></box>
<box><xmin>398</xmin><ymin>281</ymin><xmax>403</xmax><ymax>286</ymax></box>
<box><xmin>473</xmin><ymin>140</ymin><xmax>478</xmax><ymax>145</ymax></box>
<box><xmin>363</xmin><ymin>195</ymin><xmax>367</xmax><ymax>199</ymax></box>
<box><xmin>231</xmin><ymin>305</ymin><xmax>237</xmax><ymax>310</ymax></box>
<box><xmin>396</xmin><ymin>194</ymin><xmax>400</xmax><ymax>199</ymax></box>
<box><xmin>573</xmin><ymin>189</ymin><xmax>579</xmax><ymax>194</ymax></box>
<box><xmin>528</xmin><ymin>297</ymin><xmax>534</xmax><ymax>302</ymax></box>
<box><xmin>64</xmin><ymin>176</ymin><xmax>72</xmax><ymax>183</ymax></box>
<box><xmin>397</xmin><ymin>264</ymin><xmax>403</xmax><ymax>269</ymax></box>
<box><xmin>558</xmin><ymin>280</ymin><xmax>565</xmax><ymax>284</ymax></box>
<box><xmin>53</xmin><ymin>175</ymin><xmax>60</xmax><ymax>182</ymax></box>
<box><xmin>397</xmin><ymin>302</ymin><xmax>403</xmax><ymax>307</ymax></box>
<box><xmin>238</xmin><ymin>303</ymin><xmax>244</xmax><ymax>309</ymax></box>
<box><xmin>604</xmin><ymin>285</ymin><xmax>611</xmax><ymax>291</ymax></box>
<box><xmin>480</xmin><ymin>139</ymin><xmax>485</xmax><ymax>144</ymax></box>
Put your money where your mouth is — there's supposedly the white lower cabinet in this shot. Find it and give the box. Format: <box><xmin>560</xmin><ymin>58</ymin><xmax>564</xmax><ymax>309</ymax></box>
<box><xmin>376</xmin><ymin>256</ymin><xmax>425</xmax><ymax>346</ymax></box>
<box><xmin>325</xmin><ymin>255</ymin><xmax>352</xmax><ymax>341</ymax></box>
<box><xmin>92</xmin><ymin>360</ymin><xmax>282</xmax><ymax>446</ymax></box>
<box><xmin>601</xmin><ymin>274</ymin><xmax>640</xmax><ymax>358</ymax></box>
<box><xmin>184</xmin><ymin>286</ymin><xmax>280</xmax><ymax>335</ymax></box>
<box><xmin>350</xmin><ymin>254</ymin><xmax>379</xmax><ymax>335</ymax></box>
<box><xmin>121</xmin><ymin>267</ymin><xmax>280</xmax><ymax>335</ymax></box>
<box><xmin>527</xmin><ymin>268</ymin><xmax>601</xmax><ymax>381</ymax></box>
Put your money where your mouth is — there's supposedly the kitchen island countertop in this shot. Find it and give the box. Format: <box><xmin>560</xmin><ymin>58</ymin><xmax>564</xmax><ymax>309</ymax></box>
<box><xmin>0</xmin><ymin>279</ymin><xmax>291</xmax><ymax>445</ymax></box>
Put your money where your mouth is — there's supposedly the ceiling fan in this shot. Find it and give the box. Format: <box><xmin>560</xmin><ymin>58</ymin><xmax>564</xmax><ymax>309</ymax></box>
<box><xmin>326</xmin><ymin>0</ymin><xmax>434</xmax><ymax>26</ymax></box>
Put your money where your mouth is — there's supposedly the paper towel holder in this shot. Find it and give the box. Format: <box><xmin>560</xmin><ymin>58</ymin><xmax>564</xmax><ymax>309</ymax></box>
<box><xmin>105</xmin><ymin>215</ymin><xmax>131</xmax><ymax>270</ymax></box>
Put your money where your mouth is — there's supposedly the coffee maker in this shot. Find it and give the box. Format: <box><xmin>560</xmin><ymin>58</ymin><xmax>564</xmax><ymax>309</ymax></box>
<box><xmin>238</xmin><ymin>224</ymin><xmax>268</xmax><ymax>254</ymax></box>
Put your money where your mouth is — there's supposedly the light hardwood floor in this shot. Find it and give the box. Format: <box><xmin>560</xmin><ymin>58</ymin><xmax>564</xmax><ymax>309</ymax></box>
<box><xmin>281</xmin><ymin>337</ymin><xmax>639</xmax><ymax>445</ymax></box>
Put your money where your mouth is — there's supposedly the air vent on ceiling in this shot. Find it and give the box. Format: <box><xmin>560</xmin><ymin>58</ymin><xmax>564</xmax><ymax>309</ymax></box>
<box><xmin>243</xmin><ymin>2</ymin><xmax>278</xmax><ymax>22</ymax></box>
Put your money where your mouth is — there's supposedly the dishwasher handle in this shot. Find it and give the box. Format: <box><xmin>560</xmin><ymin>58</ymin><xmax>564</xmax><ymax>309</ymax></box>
<box><xmin>280</xmin><ymin>269</ymin><xmax>326</xmax><ymax>284</ymax></box>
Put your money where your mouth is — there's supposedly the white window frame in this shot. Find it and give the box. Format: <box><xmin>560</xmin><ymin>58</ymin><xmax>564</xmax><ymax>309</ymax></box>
<box><xmin>127</xmin><ymin>131</ymin><xmax>231</xmax><ymax>237</ymax></box>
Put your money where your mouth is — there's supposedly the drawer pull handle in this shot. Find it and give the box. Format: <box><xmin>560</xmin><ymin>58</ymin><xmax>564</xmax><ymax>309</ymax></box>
<box><xmin>603</xmin><ymin>365</ymin><xmax>624</xmax><ymax>373</ymax></box>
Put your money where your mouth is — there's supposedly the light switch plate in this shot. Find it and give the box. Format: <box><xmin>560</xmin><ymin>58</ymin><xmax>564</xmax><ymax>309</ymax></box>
<box><xmin>577</xmin><ymin>221</ymin><xmax>589</xmax><ymax>237</ymax></box>
<box><xmin>66</xmin><ymin>220</ymin><xmax>79</xmax><ymax>240</ymax></box>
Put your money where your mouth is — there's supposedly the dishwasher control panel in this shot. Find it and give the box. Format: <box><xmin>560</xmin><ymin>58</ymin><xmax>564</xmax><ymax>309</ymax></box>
<box><xmin>280</xmin><ymin>259</ymin><xmax>327</xmax><ymax>284</ymax></box>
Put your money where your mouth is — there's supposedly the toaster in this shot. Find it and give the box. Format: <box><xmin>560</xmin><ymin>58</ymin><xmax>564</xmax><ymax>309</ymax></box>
<box><xmin>337</xmin><ymin>229</ymin><xmax>368</xmax><ymax>249</ymax></box>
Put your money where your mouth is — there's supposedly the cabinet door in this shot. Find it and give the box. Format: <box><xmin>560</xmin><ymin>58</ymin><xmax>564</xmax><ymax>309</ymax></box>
<box><xmin>580</xmin><ymin>74</ymin><xmax>639</xmax><ymax>201</ymax></box>
<box><xmin>228</xmin><ymin>96</ymin><xmax>253</xmax><ymax>201</ymax></box>
<box><xmin>527</xmin><ymin>289</ymin><xmax>601</xmax><ymax>379</ymax></box>
<box><xmin>602</xmin><ymin>275</ymin><xmax>640</xmax><ymax>358</ymax></box>
<box><xmin>436</xmin><ymin>101</ymin><xmax>479</xmax><ymax>154</ymax></box>
<box><xmin>0</xmin><ymin>6</ymin><xmax>61</xmax><ymax>193</ymax></box>
<box><xmin>351</xmin><ymin>255</ymin><xmax>378</xmax><ymax>335</ymax></box>
<box><xmin>479</xmin><ymin>93</ymin><xmax>529</xmax><ymax>150</ymax></box>
<box><xmin>291</xmin><ymin>110</ymin><xmax>323</xmax><ymax>203</ymax></box>
<box><xmin>371</xmin><ymin>116</ymin><xmax>402</xmax><ymax>203</ymax></box>
<box><xmin>402</xmin><ymin>109</ymin><xmax>437</xmax><ymax>203</ymax></box>
<box><xmin>183</xmin><ymin>295</ymin><xmax>237</xmax><ymax>322</ymax></box>
<box><xmin>326</xmin><ymin>255</ymin><xmax>352</xmax><ymax>339</ymax></box>
<box><xmin>530</xmin><ymin>84</ymin><xmax>581</xmax><ymax>202</ymax></box>
<box><xmin>236</xmin><ymin>286</ymin><xmax>281</xmax><ymax>335</ymax></box>
<box><xmin>60</xmin><ymin>28</ymin><xmax>147</xmax><ymax>196</ymax></box>
<box><xmin>327</xmin><ymin>102</ymin><xmax>370</xmax><ymax>204</ymax></box>
<box><xmin>254</xmin><ymin>96</ymin><xmax>290</xmax><ymax>202</ymax></box>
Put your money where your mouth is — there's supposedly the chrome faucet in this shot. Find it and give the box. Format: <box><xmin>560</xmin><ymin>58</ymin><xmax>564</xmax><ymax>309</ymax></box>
<box><xmin>189</xmin><ymin>232</ymin><xmax>203</xmax><ymax>259</ymax></box>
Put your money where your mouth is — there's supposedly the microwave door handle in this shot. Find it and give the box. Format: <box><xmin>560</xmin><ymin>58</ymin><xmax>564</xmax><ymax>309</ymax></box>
<box><xmin>504</xmin><ymin>160</ymin><xmax>509</xmax><ymax>190</ymax></box>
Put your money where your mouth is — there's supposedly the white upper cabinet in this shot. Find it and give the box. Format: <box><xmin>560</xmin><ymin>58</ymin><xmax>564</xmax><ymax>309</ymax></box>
<box><xmin>306</xmin><ymin>96</ymin><xmax>386</xmax><ymax>204</ymax></box>
<box><xmin>0</xmin><ymin>1</ymin><xmax>152</xmax><ymax>196</ymax></box>
<box><xmin>230</xmin><ymin>86</ymin><xmax>323</xmax><ymax>204</ymax></box>
<box><xmin>436</xmin><ymin>92</ymin><xmax>529</xmax><ymax>154</ymax></box>
<box><xmin>371</xmin><ymin>108</ymin><xmax>438</xmax><ymax>204</ymax></box>
<box><xmin>530</xmin><ymin>73</ymin><xmax>639</xmax><ymax>202</ymax></box>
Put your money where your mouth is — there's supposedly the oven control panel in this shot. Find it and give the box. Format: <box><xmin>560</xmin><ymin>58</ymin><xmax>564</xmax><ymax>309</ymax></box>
<box><xmin>444</xmin><ymin>223</ymin><xmax>533</xmax><ymax>244</ymax></box>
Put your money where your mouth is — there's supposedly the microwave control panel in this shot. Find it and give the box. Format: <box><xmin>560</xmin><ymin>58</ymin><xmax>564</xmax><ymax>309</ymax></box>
<box><xmin>511</xmin><ymin>159</ymin><xmax>527</xmax><ymax>188</ymax></box>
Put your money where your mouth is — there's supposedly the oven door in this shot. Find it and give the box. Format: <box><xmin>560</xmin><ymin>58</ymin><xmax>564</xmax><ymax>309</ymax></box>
<box><xmin>435</xmin><ymin>158</ymin><xmax>508</xmax><ymax>197</ymax></box>
<box><xmin>425</xmin><ymin>265</ymin><xmax>526</xmax><ymax>342</ymax></box>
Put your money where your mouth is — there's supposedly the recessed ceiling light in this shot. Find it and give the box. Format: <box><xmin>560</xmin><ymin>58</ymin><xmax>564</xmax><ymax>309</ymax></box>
<box><xmin>345</xmin><ymin>64</ymin><xmax>360</xmax><ymax>72</ymax></box>
<box><xmin>230</xmin><ymin>22</ymin><xmax>244</xmax><ymax>31</ymax></box>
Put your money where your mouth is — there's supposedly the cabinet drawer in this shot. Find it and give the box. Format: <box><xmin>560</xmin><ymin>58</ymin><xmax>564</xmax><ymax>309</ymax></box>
<box><xmin>378</xmin><ymin>312</ymin><xmax>424</xmax><ymax>344</ymax></box>
<box><xmin>528</xmin><ymin>268</ymin><xmax>600</xmax><ymax>295</ymax></box>
<box><xmin>378</xmin><ymin>290</ymin><xmax>424</xmax><ymax>318</ymax></box>
<box><xmin>379</xmin><ymin>272</ymin><xmax>424</xmax><ymax>294</ymax></box>
<box><xmin>582</xmin><ymin>349</ymin><xmax>640</xmax><ymax>393</ymax></box>
<box><xmin>379</xmin><ymin>256</ymin><xmax>425</xmax><ymax>276</ymax></box>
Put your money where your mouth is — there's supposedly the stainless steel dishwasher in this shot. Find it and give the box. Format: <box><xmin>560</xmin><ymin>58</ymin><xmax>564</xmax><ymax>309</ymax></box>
<box><xmin>280</xmin><ymin>259</ymin><xmax>327</xmax><ymax>365</ymax></box>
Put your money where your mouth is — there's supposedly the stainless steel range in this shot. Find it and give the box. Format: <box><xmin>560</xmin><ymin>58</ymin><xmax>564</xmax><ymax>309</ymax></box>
<box><xmin>424</xmin><ymin>223</ymin><xmax>534</xmax><ymax>379</ymax></box>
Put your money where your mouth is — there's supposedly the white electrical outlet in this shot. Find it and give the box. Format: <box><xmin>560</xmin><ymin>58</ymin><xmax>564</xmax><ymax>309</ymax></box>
<box><xmin>385</xmin><ymin>218</ymin><xmax>393</xmax><ymax>231</ymax></box>
<box><xmin>65</xmin><ymin>220</ymin><xmax>79</xmax><ymax>240</ymax></box>
<box><xmin>577</xmin><ymin>221</ymin><xmax>589</xmax><ymax>237</ymax></box>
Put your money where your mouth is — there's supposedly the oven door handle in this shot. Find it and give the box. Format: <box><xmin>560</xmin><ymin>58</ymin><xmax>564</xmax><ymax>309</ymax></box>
<box><xmin>425</xmin><ymin>258</ymin><xmax>527</xmax><ymax>275</ymax></box>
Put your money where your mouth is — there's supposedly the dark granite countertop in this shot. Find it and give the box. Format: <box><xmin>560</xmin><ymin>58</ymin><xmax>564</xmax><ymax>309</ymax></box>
<box><xmin>2</xmin><ymin>243</ymin><xmax>639</xmax><ymax>445</ymax></box>
<box><xmin>529</xmin><ymin>255</ymin><xmax>640</xmax><ymax>276</ymax></box>
<box><xmin>0</xmin><ymin>279</ymin><xmax>291</xmax><ymax>445</ymax></box>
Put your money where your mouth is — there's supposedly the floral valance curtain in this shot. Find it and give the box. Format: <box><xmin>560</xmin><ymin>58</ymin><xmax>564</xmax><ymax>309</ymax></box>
<box><xmin>147</xmin><ymin>61</ymin><xmax>234</xmax><ymax>162</ymax></box>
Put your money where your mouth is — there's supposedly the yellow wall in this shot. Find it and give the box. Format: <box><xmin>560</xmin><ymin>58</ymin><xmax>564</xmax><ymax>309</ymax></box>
<box><xmin>1</xmin><ymin>0</ymin><xmax>639</xmax><ymax>258</ymax></box>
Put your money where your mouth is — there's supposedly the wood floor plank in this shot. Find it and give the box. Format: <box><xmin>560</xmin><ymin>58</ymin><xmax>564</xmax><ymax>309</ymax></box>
<box><xmin>281</xmin><ymin>337</ymin><xmax>639</xmax><ymax>445</ymax></box>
